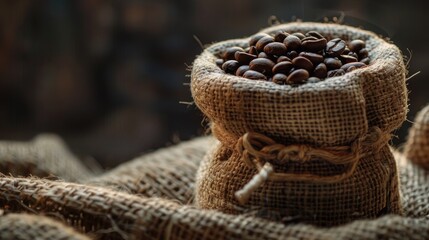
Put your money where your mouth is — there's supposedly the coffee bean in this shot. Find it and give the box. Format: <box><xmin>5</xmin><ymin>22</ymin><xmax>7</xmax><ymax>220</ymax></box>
<box><xmin>301</xmin><ymin>36</ymin><xmax>318</xmax><ymax>42</ymax></box>
<box><xmin>264</xmin><ymin>42</ymin><xmax>287</xmax><ymax>55</ymax></box>
<box><xmin>223</xmin><ymin>47</ymin><xmax>245</xmax><ymax>60</ymax></box>
<box><xmin>346</xmin><ymin>66</ymin><xmax>356</xmax><ymax>72</ymax></box>
<box><xmin>274</xmin><ymin>31</ymin><xmax>288</xmax><ymax>42</ymax></box>
<box><xmin>255</xmin><ymin>36</ymin><xmax>275</xmax><ymax>51</ymax></box>
<box><xmin>272</xmin><ymin>73</ymin><xmax>287</xmax><ymax>84</ymax></box>
<box><xmin>292</xmin><ymin>32</ymin><xmax>306</xmax><ymax>39</ymax></box>
<box><xmin>325</xmin><ymin>38</ymin><xmax>346</xmax><ymax>57</ymax></box>
<box><xmin>348</xmin><ymin>39</ymin><xmax>366</xmax><ymax>52</ymax></box>
<box><xmin>236</xmin><ymin>65</ymin><xmax>250</xmax><ymax>76</ymax></box>
<box><xmin>249</xmin><ymin>46</ymin><xmax>258</xmax><ymax>55</ymax></box>
<box><xmin>272</xmin><ymin>61</ymin><xmax>293</xmax><ymax>74</ymax></box>
<box><xmin>287</xmin><ymin>69</ymin><xmax>309</xmax><ymax>84</ymax></box>
<box><xmin>305</xmin><ymin>31</ymin><xmax>324</xmax><ymax>39</ymax></box>
<box><xmin>292</xmin><ymin>56</ymin><xmax>314</xmax><ymax>72</ymax></box>
<box><xmin>358</xmin><ymin>49</ymin><xmax>369</xmax><ymax>59</ymax></box>
<box><xmin>299</xmin><ymin>52</ymin><xmax>324</xmax><ymax>64</ymax></box>
<box><xmin>222</xmin><ymin>60</ymin><xmax>240</xmax><ymax>74</ymax></box>
<box><xmin>324</xmin><ymin>57</ymin><xmax>342</xmax><ymax>70</ymax></box>
<box><xmin>286</xmin><ymin>50</ymin><xmax>298</xmax><ymax>59</ymax></box>
<box><xmin>313</xmin><ymin>63</ymin><xmax>327</xmax><ymax>78</ymax></box>
<box><xmin>277</xmin><ymin>56</ymin><xmax>291</xmax><ymax>63</ymax></box>
<box><xmin>339</xmin><ymin>54</ymin><xmax>358</xmax><ymax>64</ymax></box>
<box><xmin>360</xmin><ymin>57</ymin><xmax>370</xmax><ymax>65</ymax></box>
<box><xmin>215</xmin><ymin>59</ymin><xmax>224</xmax><ymax>68</ymax></box>
<box><xmin>343</xmin><ymin>47</ymin><xmax>350</xmax><ymax>55</ymax></box>
<box><xmin>301</xmin><ymin>38</ymin><xmax>327</xmax><ymax>52</ymax></box>
<box><xmin>283</xmin><ymin>35</ymin><xmax>301</xmax><ymax>50</ymax></box>
<box><xmin>258</xmin><ymin>52</ymin><xmax>269</xmax><ymax>59</ymax></box>
<box><xmin>243</xmin><ymin>70</ymin><xmax>267</xmax><ymax>80</ymax></box>
<box><xmin>307</xmin><ymin>77</ymin><xmax>321</xmax><ymax>83</ymax></box>
<box><xmin>327</xmin><ymin>69</ymin><xmax>345</xmax><ymax>77</ymax></box>
<box><xmin>340</xmin><ymin>62</ymin><xmax>366</xmax><ymax>71</ymax></box>
<box><xmin>249</xmin><ymin>33</ymin><xmax>270</xmax><ymax>47</ymax></box>
<box><xmin>348</xmin><ymin>52</ymin><xmax>359</xmax><ymax>59</ymax></box>
<box><xmin>249</xmin><ymin>58</ymin><xmax>275</xmax><ymax>74</ymax></box>
<box><xmin>235</xmin><ymin>51</ymin><xmax>257</xmax><ymax>64</ymax></box>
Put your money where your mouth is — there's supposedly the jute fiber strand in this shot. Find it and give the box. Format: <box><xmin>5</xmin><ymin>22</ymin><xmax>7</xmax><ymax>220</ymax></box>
<box><xmin>0</xmin><ymin>213</ymin><xmax>90</xmax><ymax>240</ymax></box>
<box><xmin>0</xmin><ymin>134</ymin><xmax>92</xmax><ymax>182</ymax></box>
<box><xmin>404</xmin><ymin>105</ymin><xmax>429</xmax><ymax>170</ymax></box>
<box><xmin>191</xmin><ymin>22</ymin><xmax>407</xmax><ymax>226</ymax></box>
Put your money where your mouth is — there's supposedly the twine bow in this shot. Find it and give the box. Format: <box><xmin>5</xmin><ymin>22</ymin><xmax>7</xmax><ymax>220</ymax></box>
<box><xmin>234</xmin><ymin>127</ymin><xmax>390</xmax><ymax>205</ymax></box>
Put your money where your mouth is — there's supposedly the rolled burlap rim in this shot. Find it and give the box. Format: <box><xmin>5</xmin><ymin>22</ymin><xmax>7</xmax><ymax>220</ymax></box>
<box><xmin>211</xmin><ymin>125</ymin><xmax>391</xmax><ymax>204</ymax></box>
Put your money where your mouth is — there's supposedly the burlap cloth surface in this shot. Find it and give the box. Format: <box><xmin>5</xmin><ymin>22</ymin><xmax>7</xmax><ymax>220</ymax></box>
<box><xmin>0</xmin><ymin>114</ymin><xmax>428</xmax><ymax>239</ymax></box>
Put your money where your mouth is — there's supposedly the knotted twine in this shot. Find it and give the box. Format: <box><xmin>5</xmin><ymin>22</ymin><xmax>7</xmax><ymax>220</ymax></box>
<box><xmin>235</xmin><ymin>127</ymin><xmax>390</xmax><ymax>204</ymax></box>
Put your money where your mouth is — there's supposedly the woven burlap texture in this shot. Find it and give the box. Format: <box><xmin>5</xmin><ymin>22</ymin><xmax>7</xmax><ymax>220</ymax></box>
<box><xmin>404</xmin><ymin>104</ymin><xmax>429</xmax><ymax>170</ymax></box>
<box><xmin>0</xmin><ymin>213</ymin><xmax>90</xmax><ymax>240</ymax></box>
<box><xmin>0</xmin><ymin>133</ymin><xmax>428</xmax><ymax>239</ymax></box>
<box><xmin>191</xmin><ymin>22</ymin><xmax>407</xmax><ymax>225</ymax></box>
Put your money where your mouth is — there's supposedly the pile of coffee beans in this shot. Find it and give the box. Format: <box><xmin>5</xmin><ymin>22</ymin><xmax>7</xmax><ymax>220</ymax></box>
<box><xmin>216</xmin><ymin>30</ymin><xmax>370</xmax><ymax>84</ymax></box>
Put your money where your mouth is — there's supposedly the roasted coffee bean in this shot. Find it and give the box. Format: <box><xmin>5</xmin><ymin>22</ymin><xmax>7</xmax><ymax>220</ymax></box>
<box><xmin>283</xmin><ymin>35</ymin><xmax>301</xmax><ymax>50</ymax></box>
<box><xmin>327</xmin><ymin>69</ymin><xmax>345</xmax><ymax>77</ymax></box>
<box><xmin>339</xmin><ymin>54</ymin><xmax>358</xmax><ymax>64</ymax></box>
<box><xmin>346</xmin><ymin>66</ymin><xmax>356</xmax><ymax>73</ymax></box>
<box><xmin>325</xmin><ymin>38</ymin><xmax>346</xmax><ymax>57</ymax></box>
<box><xmin>255</xmin><ymin>36</ymin><xmax>275</xmax><ymax>51</ymax></box>
<box><xmin>307</xmin><ymin>77</ymin><xmax>321</xmax><ymax>83</ymax></box>
<box><xmin>272</xmin><ymin>73</ymin><xmax>287</xmax><ymax>84</ymax></box>
<box><xmin>348</xmin><ymin>52</ymin><xmax>359</xmax><ymax>59</ymax></box>
<box><xmin>243</xmin><ymin>70</ymin><xmax>267</xmax><ymax>80</ymax></box>
<box><xmin>277</xmin><ymin>56</ymin><xmax>291</xmax><ymax>63</ymax></box>
<box><xmin>343</xmin><ymin>47</ymin><xmax>350</xmax><ymax>55</ymax></box>
<box><xmin>299</xmin><ymin>52</ymin><xmax>324</xmax><ymax>64</ymax></box>
<box><xmin>359</xmin><ymin>48</ymin><xmax>369</xmax><ymax>59</ymax></box>
<box><xmin>348</xmin><ymin>39</ymin><xmax>366</xmax><ymax>52</ymax></box>
<box><xmin>340</xmin><ymin>62</ymin><xmax>366</xmax><ymax>71</ymax></box>
<box><xmin>222</xmin><ymin>60</ymin><xmax>240</xmax><ymax>74</ymax></box>
<box><xmin>272</xmin><ymin>61</ymin><xmax>293</xmax><ymax>74</ymax></box>
<box><xmin>215</xmin><ymin>59</ymin><xmax>224</xmax><ymax>68</ymax></box>
<box><xmin>313</xmin><ymin>63</ymin><xmax>327</xmax><ymax>78</ymax></box>
<box><xmin>274</xmin><ymin>31</ymin><xmax>288</xmax><ymax>42</ymax></box>
<box><xmin>360</xmin><ymin>57</ymin><xmax>370</xmax><ymax>65</ymax></box>
<box><xmin>305</xmin><ymin>31</ymin><xmax>324</xmax><ymax>39</ymax></box>
<box><xmin>286</xmin><ymin>50</ymin><xmax>298</xmax><ymax>59</ymax></box>
<box><xmin>301</xmin><ymin>38</ymin><xmax>327</xmax><ymax>52</ymax></box>
<box><xmin>249</xmin><ymin>58</ymin><xmax>275</xmax><ymax>74</ymax></box>
<box><xmin>292</xmin><ymin>32</ymin><xmax>306</xmax><ymax>39</ymax></box>
<box><xmin>264</xmin><ymin>42</ymin><xmax>287</xmax><ymax>55</ymax></box>
<box><xmin>324</xmin><ymin>57</ymin><xmax>342</xmax><ymax>70</ymax></box>
<box><xmin>236</xmin><ymin>65</ymin><xmax>250</xmax><ymax>76</ymax></box>
<box><xmin>258</xmin><ymin>52</ymin><xmax>269</xmax><ymax>59</ymax></box>
<box><xmin>301</xmin><ymin>36</ymin><xmax>318</xmax><ymax>42</ymax></box>
<box><xmin>223</xmin><ymin>47</ymin><xmax>245</xmax><ymax>60</ymax></box>
<box><xmin>249</xmin><ymin>46</ymin><xmax>258</xmax><ymax>55</ymax></box>
<box><xmin>249</xmin><ymin>33</ymin><xmax>270</xmax><ymax>46</ymax></box>
<box><xmin>287</xmin><ymin>69</ymin><xmax>309</xmax><ymax>84</ymax></box>
<box><xmin>292</xmin><ymin>56</ymin><xmax>314</xmax><ymax>72</ymax></box>
<box><xmin>235</xmin><ymin>51</ymin><xmax>257</xmax><ymax>64</ymax></box>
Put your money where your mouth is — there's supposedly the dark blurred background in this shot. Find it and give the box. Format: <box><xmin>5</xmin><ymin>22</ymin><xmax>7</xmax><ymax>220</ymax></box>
<box><xmin>0</xmin><ymin>0</ymin><xmax>427</xmax><ymax>168</ymax></box>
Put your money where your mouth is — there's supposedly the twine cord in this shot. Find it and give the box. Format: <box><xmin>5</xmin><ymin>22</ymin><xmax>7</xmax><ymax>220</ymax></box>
<box><xmin>234</xmin><ymin>127</ymin><xmax>390</xmax><ymax>205</ymax></box>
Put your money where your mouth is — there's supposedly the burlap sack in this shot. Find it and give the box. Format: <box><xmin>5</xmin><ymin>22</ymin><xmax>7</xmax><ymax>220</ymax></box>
<box><xmin>191</xmin><ymin>22</ymin><xmax>407</xmax><ymax>226</ymax></box>
<box><xmin>404</xmin><ymin>105</ymin><xmax>429</xmax><ymax>170</ymax></box>
<box><xmin>0</xmin><ymin>213</ymin><xmax>90</xmax><ymax>240</ymax></box>
<box><xmin>0</xmin><ymin>134</ymin><xmax>92</xmax><ymax>182</ymax></box>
